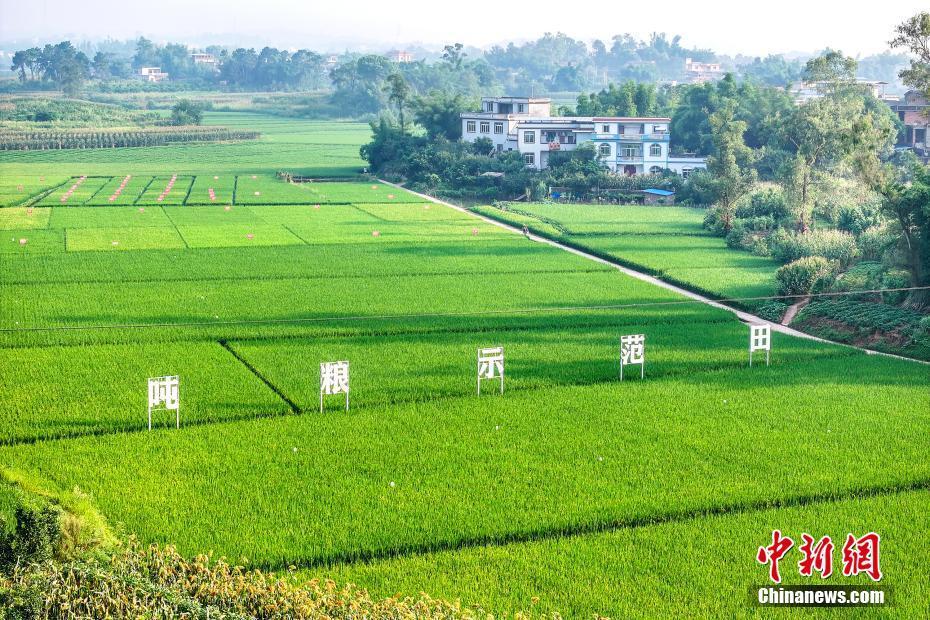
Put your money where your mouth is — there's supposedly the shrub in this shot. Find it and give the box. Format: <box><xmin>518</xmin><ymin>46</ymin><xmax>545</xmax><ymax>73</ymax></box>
<box><xmin>0</xmin><ymin>539</ymin><xmax>508</xmax><ymax>619</ymax></box>
<box><xmin>0</xmin><ymin>498</ymin><xmax>61</xmax><ymax>571</ymax></box>
<box><xmin>735</xmin><ymin>186</ymin><xmax>790</xmax><ymax>220</ymax></box>
<box><xmin>769</xmin><ymin>229</ymin><xmax>859</xmax><ymax>266</ymax></box>
<box><xmin>881</xmin><ymin>269</ymin><xmax>911</xmax><ymax>305</ymax></box>
<box><xmin>858</xmin><ymin>225</ymin><xmax>894</xmax><ymax>261</ymax></box>
<box><xmin>776</xmin><ymin>256</ymin><xmax>838</xmax><ymax>296</ymax></box>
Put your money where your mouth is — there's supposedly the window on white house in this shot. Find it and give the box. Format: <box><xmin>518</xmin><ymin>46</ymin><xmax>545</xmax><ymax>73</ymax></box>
<box><xmin>466</xmin><ymin>121</ymin><xmax>476</xmax><ymax>133</ymax></box>
<box><xmin>485</xmin><ymin>102</ymin><xmax>494</xmax><ymax>112</ymax></box>
<box><xmin>480</xmin><ymin>121</ymin><xmax>490</xmax><ymax>133</ymax></box>
<box><xmin>649</xmin><ymin>165</ymin><xmax>663</xmax><ymax>175</ymax></box>
<box><xmin>518</xmin><ymin>103</ymin><xmax>526</xmax><ymax>113</ymax></box>
<box><xmin>621</xmin><ymin>146</ymin><xmax>638</xmax><ymax>158</ymax></box>
<box><xmin>524</xmin><ymin>153</ymin><xmax>535</xmax><ymax>165</ymax></box>
<box><xmin>619</xmin><ymin>125</ymin><xmax>625</xmax><ymax>135</ymax></box>
<box><xmin>523</xmin><ymin>131</ymin><xmax>535</xmax><ymax>144</ymax></box>
<box><xmin>494</xmin><ymin>122</ymin><xmax>504</xmax><ymax>134</ymax></box>
<box><xmin>650</xmin><ymin>144</ymin><xmax>662</xmax><ymax>157</ymax></box>
<box><xmin>602</xmin><ymin>124</ymin><xmax>610</xmax><ymax>133</ymax></box>
<box><xmin>496</xmin><ymin>144</ymin><xmax>503</xmax><ymax>152</ymax></box>
<box><xmin>682</xmin><ymin>168</ymin><xmax>693</xmax><ymax>178</ymax></box>
<box><xmin>598</xmin><ymin>143</ymin><xmax>611</xmax><ymax>156</ymax></box>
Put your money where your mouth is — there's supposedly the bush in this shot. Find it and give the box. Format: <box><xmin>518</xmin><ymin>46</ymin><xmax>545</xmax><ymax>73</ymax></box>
<box><xmin>776</xmin><ymin>256</ymin><xmax>838</xmax><ymax>296</ymax></box>
<box><xmin>735</xmin><ymin>186</ymin><xmax>789</xmax><ymax>220</ymax></box>
<box><xmin>881</xmin><ymin>269</ymin><xmax>911</xmax><ymax>305</ymax></box>
<box><xmin>0</xmin><ymin>539</ymin><xmax>509</xmax><ymax>619</ymax></box>
<box><xmin>858</xmin><ymin>225</ymin><xmax>894</xmax><ymax>261</ymax></box>
<box><xmin>769</xmin><ymin>229</ymin><xmax>859</xmax><ymax>266</ymax></box>
<box><xmin>0</xmin><ymin>498</ymin><xmax>61</xmax><ymax>571</ymax></box>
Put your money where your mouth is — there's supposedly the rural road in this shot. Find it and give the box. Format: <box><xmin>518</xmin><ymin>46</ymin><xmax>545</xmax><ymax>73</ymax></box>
<box><xmin>378</xmin><ymin>179</ymin><xmax>928</xmax><ymax>366</ymax></box>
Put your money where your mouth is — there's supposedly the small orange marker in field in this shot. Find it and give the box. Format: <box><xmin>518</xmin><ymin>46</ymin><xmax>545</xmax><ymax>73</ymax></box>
<box><xmin>371</xmin><ymin>185</ymin><xmax>378</xmax><ymax>189</ymax></box>
<box><xmin>246</xmin><ymin>233</ymin><xmax>254</xmax><ymax>239</ymax></box>
<box><xmin>372</xmin><ymin>230</ymin><xmax>380</xmax><ymax>237</ymax></box>
<box><xmin>472</xmin><ymin>228</ymin><xmax>479</xmax><ymax>235</ymax></box>
<box><xmin>224</xmin><ymin>205</ymin><xmax>231</xmax><ymax>211</ymax></box>
<box><xmin>19</xmin><ymin>238</ymin><xmax>27</xmax><ymax>245</ymax></box>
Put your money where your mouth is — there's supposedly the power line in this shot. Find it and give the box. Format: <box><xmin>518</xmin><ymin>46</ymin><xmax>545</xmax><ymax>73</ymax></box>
<box><xmin>1</xmin><ymin>286</ymin><xmax>928</xmax><ymax>335</ymax></box>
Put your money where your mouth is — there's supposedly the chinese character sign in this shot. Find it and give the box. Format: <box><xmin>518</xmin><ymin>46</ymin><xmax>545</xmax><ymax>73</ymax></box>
<box><xmin>758</xmin><ymin>531</ymin><xmax>882</xmax><ymax>583</ymax></box>
<box><xmin>619</xmin><ymin>334</ymin><xmax>645</xmax><ymax>380</ymax></box>
<box><xmin>798</xmin><ymin>534</ymin><xmax>834</xmax><ymax>579</ymax></box>
<box><xmin>842</xmin><ymin>533</ymin><xmax>882</xmax><ymax>581</ymax></box>
<box><xmin>320</xmin><ymin>361</ymin><xmax>350</xmax><ymax>412</ymax></box>
<box><xmin>477</xmin><ymin>346</ymin><xmax>504</xmax><ymax>395</ymax></box>
<box><xmin>147</xmin><ymin>375</ymin><xmax>179</xmax><ymax>430</ymax></box>
<box><xmin>757</xmin><ymin>530</ymin><xmax>794</xmax><ymax>584</ymax></box>
<box><xmin>749</xmin><ymin>324</ymin><xmax>771</xmax><ymax>366</ymax></box>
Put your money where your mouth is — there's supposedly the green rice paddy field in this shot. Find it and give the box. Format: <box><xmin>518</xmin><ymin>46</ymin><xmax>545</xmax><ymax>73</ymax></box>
<box><xmin>0</xmin><ymin>114</ymin><xmax>928</xmax><ymax>618</ymax></box>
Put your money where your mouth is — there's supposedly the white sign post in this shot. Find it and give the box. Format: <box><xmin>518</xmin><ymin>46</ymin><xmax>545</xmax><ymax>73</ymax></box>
<box><xmin>477</xmin><ymin>346</ymin><xmax>505</xmax><ymax>395</ymax></box>
<box><xmin>320</xmin><ymin>361</ymin><xmax>350</xmax><ymax>412</ymax></box>
<box><xmin>749</xmin><ymin>324</ymin><xmax>771</xmax><ymax>367</ymax></box>
<box><xmin>147</xmin><ymin>375</ymin><xmax>179</xmax><ymax>430</ymax></box>
<box><xmin>620</xmin><ymin>334</ymin><xmax>645</xmax><ymax>380</ymax></box>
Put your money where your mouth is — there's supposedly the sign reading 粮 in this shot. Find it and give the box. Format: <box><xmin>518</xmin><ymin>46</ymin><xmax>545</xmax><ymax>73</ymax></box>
<box><xmin>320</xmin><ymin>360</ymin><xmax>350</xmax><ymax>412</ymax></box>
<box><xmin>619</xmin><ymin>334</ymin><xmax>645</xmax><ymax>380</ymax></box>
<box><xmin>147</xmin><ymin>375</ymin><xmax>179</xmax><ymax>430</ymax></box>
<box><xmin>477</xmin><ymin>346</ymin><xmax>504</xmax><ymax>395</ymax></box>
<box><xmin>749</xmin><ymin>324</ymin><xmax>771</xmax><ymax>367</ymax></box>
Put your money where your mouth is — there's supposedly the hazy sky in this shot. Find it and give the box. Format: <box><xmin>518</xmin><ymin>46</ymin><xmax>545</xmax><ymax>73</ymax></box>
<box><xmin>1</xmin><ymin>0</ymin><xmax>925</xmax><ymax>57</ymax></box>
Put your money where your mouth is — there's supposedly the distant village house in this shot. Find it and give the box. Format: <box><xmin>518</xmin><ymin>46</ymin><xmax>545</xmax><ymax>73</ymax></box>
<box><xmin>138</xmin><ymin>67</ymin><xmax>169</xmax><ymax>82</ymax></box>
<box><xmin>461</xmin><ymin>96</ymin><xmax>706</xmax><ymax>176</ymax></box>
<box><xmin>386</xmin><ymin>50</ymin><xmax>414</xmax><ymax>63</ymax></box>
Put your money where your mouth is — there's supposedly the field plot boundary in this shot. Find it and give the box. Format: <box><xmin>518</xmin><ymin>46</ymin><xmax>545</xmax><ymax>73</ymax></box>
<box><xmin>293</xmin><ymin>476</ymin><xmax>930</xmax><ymax>572</ymax></box>
<box><xmin>218</xmin><ymin>339</ymin><xmax>300</xmax><ymax>413</ymax></box>
<box><xmin>5</xmin><ymin>178</ymin><xmax>72</xmax><ymax>209</ymax></box>
<box><xmin>379</xmin><ymin>180</ymin><xmax>929</xmax><ymax>366</ymax></box>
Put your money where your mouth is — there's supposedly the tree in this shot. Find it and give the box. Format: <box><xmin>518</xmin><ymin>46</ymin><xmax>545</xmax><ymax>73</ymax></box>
<box><xmin>875</xmin><ymin>161</ymin><xmax>930</xmax><ymax>307</ymax></box>
<box><xmin>384</xmin><ymin>73</ymin><xmax>411</xmax><ymax>133</ymax></box>
<box><xmin>330</xmin><ymin>55</ymin><xmax>393</xmax><ymax>114</ymax></box>
<box><xmin>170</xmin><ymin>99</ymin><xmax>203</xmax><ymax>126</ymax></box>
<box><xmin>890</xmin><ymin>11</ymin><xmax>930</xmax><ymax>96</ymax></box>
<box><xmin>133</xmin><ymin>37</ymin><xmax>158</xmax><ymax>69</ymax></box>
<box><xmin>778</xmin><ymin>55</ymin><xmax>897</xmax><ymax>230</ymax></box>
<box><xmin>704</xmin><ymin>101</ymin><xmax>758</xmax><ymax>231</ymax></box>
<box><xmin>441</xmin><ymin>43</ymin><xmax>466</xmax><ymax>70</ymax></box>
<box><xmin>92</xmin><ymin>52</ymin><xmax>112</xmax><ymax>80</ymax></box>
<box><xmin>412</xmin><ymin>92</ymin><xmax>472</xmax><ymax>140</ymax></box>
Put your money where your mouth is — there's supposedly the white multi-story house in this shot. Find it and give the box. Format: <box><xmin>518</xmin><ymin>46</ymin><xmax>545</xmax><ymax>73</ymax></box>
<box><xmin>138</xmin><ymin>67</ymin><xmax>169</xmax><ymax>82</ymax></box>
<box><xmin>461</xmin><ymin>96</ymin><xmax>706</xmax><ymax>176</ymax></box>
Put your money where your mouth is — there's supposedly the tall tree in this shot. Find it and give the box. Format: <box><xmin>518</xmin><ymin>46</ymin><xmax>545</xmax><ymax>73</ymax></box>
<box><xmin>890</xmin><ymin>11</ymin><xmax>930</xmax><ymax>95</ymax></box>
<box><xmin>705</xmin><ymin>101</ymin><xmax>758</xmax><ymax>231</ymax></box>
<box><xmin>384</xmin><ymin>73</ymin><xmax>411</xmax><ymax>133</ymax></box>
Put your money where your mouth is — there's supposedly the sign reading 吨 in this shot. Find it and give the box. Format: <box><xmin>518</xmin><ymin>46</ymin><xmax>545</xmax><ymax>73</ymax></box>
<box><xmin>477</xmin><ymin>346</ymin><xmax>505</xmax><ymax>395</ymax></box>
<box><xmin>320</xmin><ymin>360</ymin><xmax>350</xmax><ymax>412</ymax></box>
<box><xmin>147</xmin><ymin>375</ymin><xmax>179</xmax><ymax>430</ymax></box>
<box><xmin>750</xmin><ymin>324</ymin><xmax>771</xmax><ymax>366</ymax></box>
<box><xmin>620</xmin><ymin>334</ymin><xmax>645</xmax><ymax>380</ymax></box>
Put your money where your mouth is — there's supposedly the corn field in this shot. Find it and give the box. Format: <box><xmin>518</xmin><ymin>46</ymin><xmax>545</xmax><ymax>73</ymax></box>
<box><xmin>0</xmin><ymin>127</ymin><xmax>260</xmax><ymax>151</ymax></box>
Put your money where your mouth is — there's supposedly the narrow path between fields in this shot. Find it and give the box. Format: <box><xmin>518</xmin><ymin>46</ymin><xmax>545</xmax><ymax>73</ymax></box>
<box><xmin>378</xmin><ymin>180</ymin><xmax>928</xmax><ymax>366</ymax></box>
<box><xmin>781</xmin><ymin>295</ymin><xmax>811</xmax><ymax>326</ymax></box>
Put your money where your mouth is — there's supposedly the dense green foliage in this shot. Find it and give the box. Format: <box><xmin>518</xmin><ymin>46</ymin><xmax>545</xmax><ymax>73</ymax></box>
<box><xmin>1</xmin><ymin>96</ymin><xmax>928</xmax><ymax>619</ymax></box>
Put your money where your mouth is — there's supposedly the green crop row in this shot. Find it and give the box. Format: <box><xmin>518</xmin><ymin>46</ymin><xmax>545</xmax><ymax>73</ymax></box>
<box><xmin>324</xmin><ymin>488</ymin><xmax>930</xmax><ymax>618</ymax></box>
<box><xmin>3</xmin><ymin>351</ymin><xmax>925</xmax><ymax>567</ymax></box>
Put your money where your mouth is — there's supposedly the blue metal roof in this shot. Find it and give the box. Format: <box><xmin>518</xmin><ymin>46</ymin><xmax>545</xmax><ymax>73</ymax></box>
<box><xmin>643</xmin><ymin>188</ymin><xmax>675</xmax><ymax>196</ymax></box>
